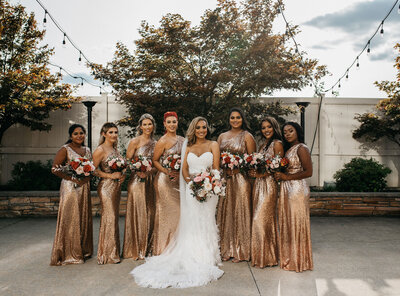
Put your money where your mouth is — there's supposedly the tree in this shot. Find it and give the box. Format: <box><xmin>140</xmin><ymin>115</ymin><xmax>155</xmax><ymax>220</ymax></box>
<box><xmin>93</xmin><ymin>0</ymin><xmax>327</xmax><ymax>136</ymax></box>
<box><xmin>0</xmin><ymin>1</ymin><xmax>78</xmax><ymax>144</ymax></box>
<box><xmin>353</xmin><ymin>43</ymin><xmax>400</xmax><ymax>147</ymax></box>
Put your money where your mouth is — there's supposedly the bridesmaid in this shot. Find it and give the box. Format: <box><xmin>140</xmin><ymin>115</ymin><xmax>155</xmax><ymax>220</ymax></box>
<box><xmin>248</xmin><ymin>117</ymin><xmax>284</xmax><ymax>268</ymax></box>
<box><xmin>123</xmin><ymin>114</ymin><xmax>157</xmax><ymax>260</ymax></box>
<box><xmin>50</xmin><ymin>124</ymin><xmax>93</xmax><ymax>265</ymax></box>
<box><xmin>151</xmin><ymin>111</ymin><xmax>185</xmax><ymax>255</ymax></box>
<box><xmin>274</xmin><ymin>122</ymin><xmax>313</xmax><ymax>272</ymax></box>
<box><xmin>217</xmin><ymin>107</ymin><xmax>256</xmax><ymax>262</ymax></box>
<box><xmin>92</xmin><ymin>122</ymin><xmax>125</xmax><ymax>264</ymax></box>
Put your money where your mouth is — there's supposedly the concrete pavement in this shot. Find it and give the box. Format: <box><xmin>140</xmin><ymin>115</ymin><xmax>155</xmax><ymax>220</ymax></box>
<box><xmin>0</xmin><ymin>217</ymin><xmax>399</xmax><ymax>296</ymax></box>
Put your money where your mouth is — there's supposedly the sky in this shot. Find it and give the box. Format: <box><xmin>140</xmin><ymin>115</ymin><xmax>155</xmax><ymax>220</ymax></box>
<box><xmin>13</xmin><ymin>0</ymin><xmax>400</xmax><ymax>98</ymax></box>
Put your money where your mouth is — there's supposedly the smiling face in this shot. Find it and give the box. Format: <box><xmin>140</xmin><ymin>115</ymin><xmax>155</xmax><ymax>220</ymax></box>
<box><xmin>103</xmin><ymin>127</ymin><xmax>118</xmax><ymax>144</ymax></box>
<box><xmin>70</xmin><ymin>127</ymin><xmax>86</xmax><ymax>146</ymax></box>
<box><xmin>195</xmin><ymin>120</ymin><xmax>208</xmax><ymax>140</ymax></box>
<box><xmin>229</xmin><ymin>111</ymin><xmax>243</xmax><ymax>129</ymax></box>
<box><xmin>261</xmin><ymin>120</ymin><xmax>274</xmax><ymax>140</ymax></box>
<box><xmin>140</xmin><ymin>118</ymin><xmax>154</xmax><ymax>136</ymax></box>
<box><xmin>283</xmin><ymin>124</ymin><xmax>298</xmax><ymax>144</ymax></box>
<box><xmin>164</xmin><ymin>116</ymin><xmax>178</xmax><ymax>133</ymax></box>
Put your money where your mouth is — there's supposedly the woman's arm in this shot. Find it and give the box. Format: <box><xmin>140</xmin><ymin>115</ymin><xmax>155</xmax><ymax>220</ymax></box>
<box><xmin>51</xmin><ymin>147</ymin><xmax>72</xmax><ymax>181</ymax></box>
<box><xmin>273</xmin><ymin>141</ymin><xmax>284</xmax><ymax>157</ymax></box>
<box><xmin>245</xmin><ymin>132</ymin><xmax>256</xmax><ymax>154</ymax></box>
<box><xmin>211</xmin><ymin>141</ymin><xmax>220</xmax><ymax>170</ymax></box>
<box><xmin>152</xmin><ymin>138</ymin><xmax>169</xmax><ymax>175</ymax></box>
<box><xmin>182</xmin><ymin>149</ymin><xmax>191</xmax><ymax>184</ymax></box>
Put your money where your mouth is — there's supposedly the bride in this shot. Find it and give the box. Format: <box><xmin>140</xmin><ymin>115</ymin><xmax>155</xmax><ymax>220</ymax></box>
<box><xmin>130</xmin><ymin>117</ymin><xmax>224</xmax><ymax>288</ymax></box>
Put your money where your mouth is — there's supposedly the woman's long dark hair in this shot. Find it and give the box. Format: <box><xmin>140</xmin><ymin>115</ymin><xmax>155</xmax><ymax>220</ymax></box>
<box><xmin>227</xmin><ymin>107</ymin><xmax>251</xmax><ymax>132</ymax></box>
<box><xmin>260</xmin><ymin>117</ymin><xmax>283</xmax><ymax>146</ymax></box>
<box><xmin>65</xmin><ymin>124</ymin><xmax>86</xmax><ymax>145</ymax></box>
<box><xmin>281</xmin><ymin>121</ymin><xmax>304</xmax><ymax>152</ymax></box>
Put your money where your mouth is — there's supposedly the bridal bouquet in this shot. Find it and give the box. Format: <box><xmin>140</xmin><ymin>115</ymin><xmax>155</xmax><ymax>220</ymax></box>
<box><xmin>189</xmin><ymin>169</ymin><xmax>226</xmax><ymax>202</ymax></box>
<box><xmin>162</xmin><ymin>153</ymin><xmax>181</xmax><ymax>171</ymax></box>
<box><xmin>130</xmin><ymin>155</ymin><xmax>152</xmax><ymax>182</ymax></box>
<box><xmin>106</xmin><ymin>155</ymin><xmax>127</xmax><ymax>172</ymax></box>
<box><xmin>242</xmin><ymin>152</ymin><xmax>268</xmax><ymax>174</ymax></box>
<box><xmin>267</xmin><ymin>155</ymin><xmax>289</xmax><ymax>173</ymax></box>
<box><xmin>220</xmin><ymin>152</ymin><xmax>243</xmax><ymax>171</ymax></box>
<box><xmin>69</xmin><ymin>157</ymin><xmax>96</xmax><ymax>179</ymax></box>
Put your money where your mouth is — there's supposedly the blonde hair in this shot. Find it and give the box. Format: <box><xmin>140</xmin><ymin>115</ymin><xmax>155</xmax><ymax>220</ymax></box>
<box><xmin>186</xmin><ymin>117</ymin><xmax>210</xmax><ymax>146</ymax></box>
<box><xmin>135</xmin><ymin>113</ymin><xmax>156</xmax><ymax>138</ymax></box>
<box><xmin>99</xmin><ymin>122</ymin><xmax>118</xmax><ymax>148</ymax></box>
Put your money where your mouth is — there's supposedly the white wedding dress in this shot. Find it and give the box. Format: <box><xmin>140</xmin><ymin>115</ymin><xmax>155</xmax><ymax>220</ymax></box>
<box><xmin>130</xmin><ymin>144</ymin><xmax>224</xmax><ymax>288</ymax></box>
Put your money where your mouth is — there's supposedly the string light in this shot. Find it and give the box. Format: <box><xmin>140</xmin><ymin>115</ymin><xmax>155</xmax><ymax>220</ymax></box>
<box><xmin>398</xmin><ymin>3</ymin><xmax>400</xmax><ymax>13</ymax></box>
<box><xmin>338</xmin><ymin>80</ymin><xmax>341</xmax><ymax>88</ymax></box>
<box><xmin>58</xmin><ymin>67</ymin><xmax>62</xmax><ymax>78</ymax></box>
<box><xmin>322</xmin><ymin>0</ymin><xmax>399</xmax><ymax>94</ymax></box>
<box><xmin>62</xmin><ymin>33</ymin><xmax>66</xmax><ymax>48</ymax></box>
<box><xmin>80</xmin><ymin>78</ymin><xmax>84</xmax><ymax>86</ymax></box>
<box><xmin>43</xmin><ymin>10</ymin><xmax>47</xmax><ymax>27</ymax></box>
<box><xmin>78</xmin><ymin>51</ymin><xmax>82</xmax><ymax>64</ymax></box>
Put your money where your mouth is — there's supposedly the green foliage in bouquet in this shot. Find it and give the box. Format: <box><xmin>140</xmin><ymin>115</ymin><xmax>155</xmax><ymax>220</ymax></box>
<box><xmin>333</xmin><ymin>158</ymin><xmax>392</xmax><ymax>192</ymax></box>
<box><xmin>5</xmin><ymin>160</ymin><xmax>61</xmax><ymax>190</ymax></box>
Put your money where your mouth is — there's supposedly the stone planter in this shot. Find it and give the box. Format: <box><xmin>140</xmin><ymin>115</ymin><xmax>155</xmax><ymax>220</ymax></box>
<box><xmin>0</xmin><ymin>191</ymin><xmax>399</xmax><ymax>217</ymax></box>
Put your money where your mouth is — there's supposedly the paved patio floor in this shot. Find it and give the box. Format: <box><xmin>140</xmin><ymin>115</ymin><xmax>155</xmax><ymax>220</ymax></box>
<box><xmin>0</xmin><ymin>217</ymin><xmax>399</xmax><ymax>296</ymax></box>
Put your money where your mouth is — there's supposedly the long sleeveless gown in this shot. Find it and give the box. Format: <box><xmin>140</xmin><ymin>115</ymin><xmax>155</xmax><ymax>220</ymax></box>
<box><xmin>217</xmin><ymin>130</ymin><xmax>253</xmax><ymax>261</ymax></box>
<box><xmin>278</xmin><ymin>143</ymin><xmax>313</xmax><ymax>272</ymax></box>
<box><xmin>151</xmin><ymin>137</ymin><xmax>184</xmax><ymax>255</ymax></box>
<box><xmin>97</xmin><ymin>149</ymin><xmax>122</xmax><ymax>264</ymax></box>
<box><xmin>123</xmin><ymin>140</ymin><xmax>156</xmax><ymax>260</ymax></box>
<box><xmin>50</xmin><ymin>145</ymin><xmax>93</xmax><ymax>266</ymax></box>
<box><xmin>131</xmin><ymin>150</ymin><xmax>223</xmax><ymax>288</ymax></box>
<box><xmin>251</xmin><ymin>140</ymin><xmax>280</xmax><ymax>268</ymax></box>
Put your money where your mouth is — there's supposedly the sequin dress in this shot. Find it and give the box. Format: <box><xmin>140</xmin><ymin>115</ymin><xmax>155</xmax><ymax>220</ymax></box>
<box><xmin>96</xmin><ymin>149</ymin><xmax>122</xmax><ymax>264</ymax></box>
<box><xmin>151</xmin><ymin>137</ymin><xmax>184</xmax><ymax>256</ymax></box>
<box><xmin>123</xmin><ymin>140</ymin><xmax>156</xmax><ymax>260</ymax></box>
<box><xmin>251</xmin><ymin>140</ymin><xmax>280</xmax><ymax>268</ymax></box>
<box><xmin>50</xmin><ymin>145</ymin><xmax>93</xmax><ymax>266</ymax></box>
<box><xmin>217</xmin><ymin>130</ymin><xmax>253</xmax><ymax>261</ymax></box>
<box><xmin>278</xmin><ymin>143</ymin><xmax>313</xmax><ymax>272</ymax></box>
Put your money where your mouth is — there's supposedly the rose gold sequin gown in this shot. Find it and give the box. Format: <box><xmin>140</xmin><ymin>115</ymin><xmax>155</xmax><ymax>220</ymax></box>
<box><xmin>151</xmin><ymin>137</ymin><xmax>184</xmax><ymax>256</ymax></box>
<box><xmin>50</xmin><ymin>145</ymin><xmax>93</xmax><ymax>266</ymax></box>
<box><xmin>251</xmin><ymin>140</ymin><xmax>280</xmax><ymax>268</ymax></box>
<box><xmin>123</xmin><ymin>140</ymin><xmax>156</xmax><ymax>260</ymax></box>
<box><xmin>96</xmin><ymin>150</ymin><xmax>122</xmax><ymax>264</ymax></box>
<box><xmin>217</xmin><ymin>130</ymin><xmax>253</xmax><ymax>261</ymax></box>
<box><xmin>278</xmin><ymin>143</ymin><xmax>313</xmax><ymax>272</ymax></box>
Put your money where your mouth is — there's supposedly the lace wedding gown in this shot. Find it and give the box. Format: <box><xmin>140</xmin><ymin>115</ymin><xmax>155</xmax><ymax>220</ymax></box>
<box><xmin>130</xmin><ymin>147</ymin><xmax>224</xmax><ymax>288</ymax></box>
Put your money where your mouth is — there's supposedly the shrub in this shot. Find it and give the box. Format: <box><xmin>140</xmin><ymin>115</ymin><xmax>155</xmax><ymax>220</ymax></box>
<box><xmin>6</xmin><ymin>160</ymin><xmax>61</xmax><ymax>190</ymax></box>
<box><xmin>333</xmin><ymin>158</ymin><xmax>391</xmax><ymax>192</ymax></box>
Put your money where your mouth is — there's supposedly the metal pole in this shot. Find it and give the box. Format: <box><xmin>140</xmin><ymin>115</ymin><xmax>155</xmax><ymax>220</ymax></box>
<box><xmin>82</xmin><ymin>101</ymin><xmax>97</xmax><ymax>151</ymax></box>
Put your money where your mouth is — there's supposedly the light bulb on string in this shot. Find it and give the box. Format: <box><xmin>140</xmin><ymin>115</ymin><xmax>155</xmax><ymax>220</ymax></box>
<box><xmin>398</xmin><ymin>3</ymin><xmax>400</xmax><ymax>14</ymax></box>
<box><xmin>78</xmin><ymin>51</ymin><xmax>82</xmax><ymax>65</ymax></box>
<box><xmin>80</xmin><ymin>78</ymin><xmax>84</xmax><ymax>86</ymax></box>
<box><xmin>380</xmin><ymin>22</ymin><xmax>384</xmax><ymax>37</ymax></box>
<box><xmin>367</xmin><ymin>41</ymin><xmax>371</xmax><ymax>56</ymax></box>
<box><xmin>58</xmin><ymin>67</ymin><xmax>62</xmax><ymax>78</ymax></box>
<box><xmin>345</xmin><ymin>70</ymin><xmax>349</xmax><ymax>81</ymax></box>
<box><xmin>277</xmin><ymin>7</ymin><xmax>281</xmax><ymax>14</ymax></box>
<box><xmin>102</xmin><ymin>81</ymin><xmax>105</xmax><ymax>86</ymax></box>
<box><xmin>99</xmin><ymin>87</ymin><xmax>102</xmax><ymax>95</ymax></box>
<box><xmin>356</xmin><ymin>57</ymin><xmax>360</xmax><ymax>70</ymax></box>
<box><xmin>62</xmin><ymin>33</ymin><xmax>66</xmax><ymax>48</ymax></box>
<box><xmin>43</xmin><ymin>10</ymin><xmax>47</xmax><ymax>28</ymax></box>
<box><xmin>338</xmin><ymin>80</ymin><xmax>341</xmax><ymax>88</ymax></box>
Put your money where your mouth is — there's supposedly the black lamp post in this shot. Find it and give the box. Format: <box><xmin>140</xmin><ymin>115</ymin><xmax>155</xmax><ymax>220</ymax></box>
<box><xmin>82</xmin><ymin>101</ymin><xmax>97</xmax><ymax>151</ymax></box>
<box><xmin>295</xmin><ymin>102</ymin><xmax>310</xmax><ymax>135</ymax></box>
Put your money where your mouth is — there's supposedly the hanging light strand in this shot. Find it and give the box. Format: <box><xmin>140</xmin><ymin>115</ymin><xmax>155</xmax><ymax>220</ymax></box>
<box><xmin>48</xmin><ymin>62</ymin><xmax>107</xmax><ymax>94</ymax></box>
<box><xmin>322</xmin><ymin>0</ymin><xmax>399</xmax><ymax>94</ymax></box>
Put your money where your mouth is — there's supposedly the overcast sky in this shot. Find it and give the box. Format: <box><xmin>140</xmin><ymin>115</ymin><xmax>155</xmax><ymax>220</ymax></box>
<box><xmin>14</xmin><ymin>0</ymin><xmax>400</xmax><ymax>98</ymax></box>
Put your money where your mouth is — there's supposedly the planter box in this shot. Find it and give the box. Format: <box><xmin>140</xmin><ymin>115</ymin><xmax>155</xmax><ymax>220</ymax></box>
<box><xmin>0</xmin><ymin>191</ymin><xmax>399</xmax><ymax>217</ymax></box>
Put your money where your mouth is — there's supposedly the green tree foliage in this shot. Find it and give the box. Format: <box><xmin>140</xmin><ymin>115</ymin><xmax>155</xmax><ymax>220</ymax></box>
<box><xmin>353</xmin><ymin>43</ymin><xmax>400</xmax><ymax>147</ymax></box>
<box><xmin>0</xmin><ymin>1</ymin><xmax>79</xmax><ymax>144</ymax></box>
<box><xmin>92</xmin><ymin>0</ymin><xmax>327</xmax><ymax>136</ymax></box>
<box><xmin>333</xmin><ymin>158</ymin><xmax>391</xmax><ymax>192</ymax></box>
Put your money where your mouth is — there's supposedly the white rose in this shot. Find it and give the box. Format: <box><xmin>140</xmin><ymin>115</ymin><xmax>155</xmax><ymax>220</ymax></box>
<box><xmin>204</xmin><ymin>183</ymin><xmax>212</xmax><ymax>191</ymax></box>
<box><xmin>135</xmin><ymin>162</ymin><xmax>141</xmax><ymax>169</ymax></box>
<box><xmin>173</xmin><ymin>154</ymin><xmax>179</xmax><ymax>159</ymax></box>
<box><xmin>198</xmin><ymin>190</ymin><xmax>206</xmax><ymax>197</ymax></box>
<box><xmin>174</xmin><ymin>164</ymin><xmax>180</xmax><ymax>170</ymax></box>
<box><xmin>75</xmin><ymin>166</ymin><xmax>84</xmax><ymax>175</ymax></box>
<box><xmin>142</xmin><ymin>160</ymin><xmax>149</xmax><ymax>167</ymax></box>
<box><xmin>213</xmin><ymin>186</ymin><xmax>221</xmax><ymax>194</ymax></box>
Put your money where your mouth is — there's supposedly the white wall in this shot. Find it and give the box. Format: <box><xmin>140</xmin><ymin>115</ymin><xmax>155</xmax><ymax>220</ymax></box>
<box><xmin>1</xmin><ymin>95</ymin><xmax>399</xmax><ymax>187</ymax></box>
